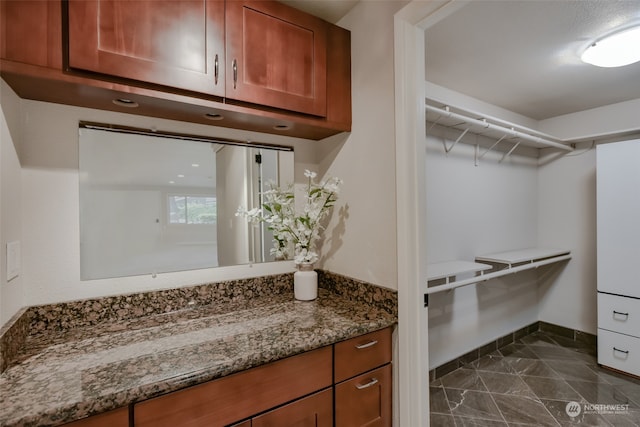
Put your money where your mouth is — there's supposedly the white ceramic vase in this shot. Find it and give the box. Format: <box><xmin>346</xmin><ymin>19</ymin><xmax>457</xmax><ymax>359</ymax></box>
<box><xmin>294</xmin><ymin>263</ymin><xmax>317</xmax><ymax>301</ymax></box>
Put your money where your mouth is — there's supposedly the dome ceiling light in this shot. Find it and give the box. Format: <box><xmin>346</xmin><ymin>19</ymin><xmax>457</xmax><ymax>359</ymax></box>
<box><xmin>581</xmin><ymin>25</ymin><xmax>640</xmax><ymax>68</ymax></box>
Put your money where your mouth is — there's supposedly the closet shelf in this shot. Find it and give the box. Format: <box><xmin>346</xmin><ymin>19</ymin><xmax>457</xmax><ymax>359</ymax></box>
<box><xmin>425</xmin><ymin>248</ymin><xmax>571</xmax><ymax>295</ymax></box>
<box><xmin>425</xmin><ymin>102</ymin><xmax>574</xmax><ymax>153</ymax></box>
<box><xmin>475</xmin><ymin>248</ymin><xmax>571</xmax><ymax>268</ymax></box>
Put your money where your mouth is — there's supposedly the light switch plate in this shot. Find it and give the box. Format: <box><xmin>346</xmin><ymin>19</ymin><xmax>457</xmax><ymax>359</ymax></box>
<box><xmin>6</xmin><ymin>241</ymin><xmax>20</xmax><ymax>282</ymax></box>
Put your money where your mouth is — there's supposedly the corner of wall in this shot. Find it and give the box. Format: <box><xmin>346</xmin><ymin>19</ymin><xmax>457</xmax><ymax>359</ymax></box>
<box><xmin>0</xmin><ymin>79</ymin><xmax>25</xmax><ymax>328</ymax></box>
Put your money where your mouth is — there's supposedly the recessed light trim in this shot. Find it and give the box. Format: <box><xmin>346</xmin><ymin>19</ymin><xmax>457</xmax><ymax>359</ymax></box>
<box><xmin>112</xmin><ymin>98</ymin><xmax>139</xmax><ymax>108</ymax></box>
<box><xmin>204</xmin><ymin>113</ymin><xmax>224</xmax><ymax>121</ymax></box>
<box><xmin>581</xmin><ymin>25</ymin><xmax>640</xmax><ymax>68</ymax></box>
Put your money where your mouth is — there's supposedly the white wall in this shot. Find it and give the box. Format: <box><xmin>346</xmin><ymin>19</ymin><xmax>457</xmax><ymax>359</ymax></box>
<box><xmin>537</xmin><ymin>142</ymin><xmax>598</xmax><ymax>334</ymax></box>
<box><xmin>425</xmin><ymin>128</ymin><xmax>540</xmax><ymax>367</ymax></box>
<box><xmin>0</xmin><ymin>81</ymin><xmax>24</xmax><ymax>325</ymax></box>
<box><xmin>317</xmin><ymin>0</ymin><xmax>406</xmax><ymax>291</ymax></box>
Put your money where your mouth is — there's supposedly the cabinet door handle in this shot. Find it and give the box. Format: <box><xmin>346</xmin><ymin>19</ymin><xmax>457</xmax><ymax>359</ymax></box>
<box><xmin>355</xmin><ymin>378</ymin><xmax>379</xmax><ymax>390</ymax></box>
<box><xmin>613</xmin><ymin>310</ymin><xmax>629</xmax><ymax>318</ymax></box>
<box><xmin>613</xmin><ymin>347</ymin><xmax>629</xmax><ymax>355</ymax></box>
<box><xmin>232</xmin><ymin>59</ymin><xmax>238</xmax><ymax>89</ymax></box>
<box><xmin>214</xmin><ymin>54</ymin><xmax>219</xmax><ymax>85</ymax></box>
<box><xmin>355</xmin><ymin>340</ymin><xmax>378</xmax><ymax>350</ymax></box>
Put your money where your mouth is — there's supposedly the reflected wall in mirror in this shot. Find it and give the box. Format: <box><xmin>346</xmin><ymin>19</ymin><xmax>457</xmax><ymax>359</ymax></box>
<box><xmin>79</xmin><ymin>123</ymin><xmax>294</xmax><ymax>280</ymax></box>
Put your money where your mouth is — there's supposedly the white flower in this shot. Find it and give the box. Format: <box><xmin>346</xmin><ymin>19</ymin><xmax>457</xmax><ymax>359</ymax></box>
<box><xmin>236</xmin><ymin>171</ymin><xmax>342</xmax><ymax>265</ymax></box>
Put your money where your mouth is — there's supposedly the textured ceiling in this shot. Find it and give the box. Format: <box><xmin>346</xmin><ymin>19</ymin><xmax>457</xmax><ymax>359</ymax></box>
<box><xmin>424</xmin><ymin>0</ymin><xmax>640</xmax><ymax>120</ymax></box>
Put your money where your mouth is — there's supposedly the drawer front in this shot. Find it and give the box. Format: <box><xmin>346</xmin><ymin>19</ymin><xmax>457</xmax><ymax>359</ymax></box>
<box><xmin>334</xmin><ymin>327</ymin><xmax>392</xmax><ymax>383</ymax></box>
<box><xmin>598</xmin><ymin>329</ymin><xmax>640</xmax><ymax>377</ymax></box>
<box><xmin>63</xmin><ymin>407</ymin><xmax>129</xmax><ymax>427</ymax></box>
<box><xmin>135</xmin><ymin>346</ymin><xmax>332</xmax><ymax>427</ymax></box>
<box><xmin>598</xmin><ymin>293</ymin><xmax>640</xmax><ymax>338</ymax></box>
<box><xmin>252</xmin><ymin>388</ymin><xmax>333</xmax><ymax>427</ymax></box>
<box><xmin>335</xmin><ymin>364</ymin><xmax>392</xmax><ymax>427</ymax></box>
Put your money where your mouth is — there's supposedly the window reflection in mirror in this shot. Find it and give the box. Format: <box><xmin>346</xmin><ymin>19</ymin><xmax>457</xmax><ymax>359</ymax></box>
<box><xmin>78</xmin><ymin>123</ymin><xmax>294</xmax><ymax>280</ymax></box>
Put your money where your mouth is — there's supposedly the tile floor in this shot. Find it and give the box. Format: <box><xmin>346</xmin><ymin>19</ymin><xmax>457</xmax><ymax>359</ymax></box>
<box><xmin>430</xmin><ymin>331</ymin><xmax>640</xmax><ymax>426</ymax></box>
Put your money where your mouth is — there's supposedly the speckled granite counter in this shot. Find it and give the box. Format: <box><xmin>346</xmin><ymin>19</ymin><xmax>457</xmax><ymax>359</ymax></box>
<box><xmin>0</xmin><ymin>271</ymin><xmax>397</xmax><ymax>427</ymax></box>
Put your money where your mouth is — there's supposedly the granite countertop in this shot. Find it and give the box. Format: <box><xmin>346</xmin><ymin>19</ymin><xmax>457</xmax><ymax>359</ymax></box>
<box><xmin>0</xmin><ymin>281</ymin><xmax>397</xmax><ymax>427</ymax></box>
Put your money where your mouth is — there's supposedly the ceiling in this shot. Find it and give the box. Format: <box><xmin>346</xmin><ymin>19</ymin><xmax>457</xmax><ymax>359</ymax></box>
<box><xmin>424</xmin><ymin>0</ymin><xmax>640</xmax><ymax>120</ymax></box>
<box><xmin>284</xmin><ymin>0</ymin><xmax>640</xmax><ymax>121</ymax></box>
<box><xmin>281</xmin><ymin>0</ymin><xmax>359</xmax><ymax>24</ymax></box>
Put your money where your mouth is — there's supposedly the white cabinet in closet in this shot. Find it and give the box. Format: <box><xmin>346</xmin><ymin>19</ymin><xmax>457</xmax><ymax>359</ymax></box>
<box><xmin>596</xmin><ymin>139</ymin><xmax>640</xmax><ymax>377</ymax></box>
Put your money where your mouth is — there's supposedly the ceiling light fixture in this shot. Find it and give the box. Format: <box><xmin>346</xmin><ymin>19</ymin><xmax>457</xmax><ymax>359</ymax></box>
<box><xmin>581</xmin><ymin>25</ymin><xmax>640</xmax><ymax>68</ymax></box>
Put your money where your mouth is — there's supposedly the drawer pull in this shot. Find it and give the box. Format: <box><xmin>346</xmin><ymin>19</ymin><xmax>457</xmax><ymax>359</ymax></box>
<box><xmin>355</xmin><ymin>378</ymin><xmax>379</xmax><ymax>390</ymax></box>
<box><xmin>613</xmin><ymin>347</ymin><xmax>630</xmax><ymax>355</ymax></box>
<box><xmin>613</xmin><ymin>310</ymin><xmax>629</xmax><ymax>318</ymax></box>
<box><xmin>232</xmin><ymin>59</ymin><xmax>238</xmax><ymax>89</ymax></box>
<box><xmin>355</xmin><ymin>340</ymin><xmax>378</xmax><ymax>350</ymax></box>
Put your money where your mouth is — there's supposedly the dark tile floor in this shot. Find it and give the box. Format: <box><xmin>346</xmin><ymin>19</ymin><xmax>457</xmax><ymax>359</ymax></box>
<box><xmin>430</xmin><ymin>331</ymin><xmax>640</xmax><ymax>426</ymax></box>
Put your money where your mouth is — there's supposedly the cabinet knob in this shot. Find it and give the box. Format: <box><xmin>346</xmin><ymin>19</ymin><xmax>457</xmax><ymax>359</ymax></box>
<box><xmin>355</xmin><ymin>340</ymin><xmax>378</xmax><ymax>350</ymax></box>
<box><xmin>355</xmin><ymin>378</ymin><xmax>379</xmax><ymax>390</ymax></box>
<box><xmin>613</xmin><ymin>310</ymin><xmax>629</xmax><ymax>319</ymax></box>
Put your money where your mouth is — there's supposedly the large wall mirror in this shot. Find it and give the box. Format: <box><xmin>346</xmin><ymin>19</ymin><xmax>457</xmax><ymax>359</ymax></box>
<box><xmin>79</xmin><ymin>122</ymin><xmax>294</xmax><ymax>280</ymax></box>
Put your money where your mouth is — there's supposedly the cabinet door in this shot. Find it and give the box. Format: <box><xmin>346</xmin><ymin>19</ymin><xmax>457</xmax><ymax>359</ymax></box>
<box><xmin>596</xmin><ymin>140</ymin><xmax>640</xmax><ymax>298</ymax></box>
<box><xmin>67</xmin><ymin>0</ymin><xmax>225</xmax><ymax>96</ymax></box>
<box><xmin>335</xmin><ymin>364</ymin><xmax>392</xmax><ymax>427</ymax></box>
<box><xmin>1</xmin><ymin>0</ymin><xmax>62</xmax><ymax>68</ymax></box>
<box><xmin>252</xmin><ymin>388</ymin><xmax>333</xmax><ymax>427</ymax></box>
<box><xmin>62</xmin><ymin>407</ymin><xmax>129</xmax><ymax>427</ymax></box>
<box><xmin>225</xmin><ymin>0</ymin><xmax>327</xmax><ymax>116</ymax></box>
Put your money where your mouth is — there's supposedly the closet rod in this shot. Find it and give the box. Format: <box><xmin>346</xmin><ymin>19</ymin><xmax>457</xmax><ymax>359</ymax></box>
<box><xmin>424</xmin><ymin>254</ymin><xmax>572</xmax><ymax>295</ymax></box>
<box><xmin>425</xmin><ymin>104</ymin><xmax>574</xmax><ymax>152</ymax></box>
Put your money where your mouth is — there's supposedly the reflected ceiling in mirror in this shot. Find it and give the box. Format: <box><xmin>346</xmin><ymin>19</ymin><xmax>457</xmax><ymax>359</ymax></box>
<box><xmin>79</xmin><ymin>122</ymin><xmax>294</xmax><ymax>280</ymax></box>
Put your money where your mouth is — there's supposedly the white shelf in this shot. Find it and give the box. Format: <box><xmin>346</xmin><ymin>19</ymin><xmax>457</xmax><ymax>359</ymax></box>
<box><xmin>475</xmin><ymin>248</ymin><xmax>571</xmax><ymax>268</ymax></box>
<box><xmin>425</xmin><ymin>102</ymin><xmax>574</xmax><ymax>152</ymax></box>
<box><xmin>427</xmin><ymin>261</ymin><xmax>492</xmax><ymax>282</ymax></box>
<box><xmin>425</xmin><ymin>248</ymin><xmax>571</xmax><ymax>295</ymax></box>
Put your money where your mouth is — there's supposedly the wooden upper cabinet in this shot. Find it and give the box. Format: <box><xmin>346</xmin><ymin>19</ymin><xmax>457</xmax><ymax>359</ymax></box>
<box><xmin>0</xmin><ymin>0</ymin><xmax>62</xmax><ymax>68</ymax></box>
<box><xmin>225</xmin><ymin>0</ymin><xmax>328</xmax><ymax>117</ymax></box>
<box><xmin>67</xmin><ymin>0</ymin><xmax>226</xmax><ymax>97</ymax></box>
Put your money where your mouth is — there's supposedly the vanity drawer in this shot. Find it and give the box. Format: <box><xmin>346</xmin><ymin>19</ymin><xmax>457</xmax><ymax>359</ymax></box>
<box><xmin>598</xmin><ymin>293</ymin><xmax>640</xmax><ymax>338</ymax></box>
<box><xmin>135</xmin><ymin>346</ymin><xmax>332</xmax><ymax>427</ymax></box>
<box><xmin>334</xmin><ymin>327</ymin><xmax>392</xmax><ymax>383</ymax></box>
<box><xmin>598</xmin><ymin>329</ymin><xmax>640</xmax><ymax>377</ymax></box>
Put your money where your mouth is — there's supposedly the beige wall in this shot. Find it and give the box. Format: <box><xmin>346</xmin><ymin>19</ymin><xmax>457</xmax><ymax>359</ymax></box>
<box><xmin>317</xmin><ymin>0</ymin><xmax>406</xmax><ymax>291</ymax></box>
<box><xmin>0</xmin><ymin>81</ymin><xmax>24</xmax><ymax>325</ymax></box>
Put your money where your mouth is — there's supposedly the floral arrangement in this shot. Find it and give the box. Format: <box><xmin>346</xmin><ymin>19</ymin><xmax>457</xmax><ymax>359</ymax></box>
<box><xmin>236</xmin><ymin>170</ymin><xmax>342</xmax><ymax>264</ymax></box>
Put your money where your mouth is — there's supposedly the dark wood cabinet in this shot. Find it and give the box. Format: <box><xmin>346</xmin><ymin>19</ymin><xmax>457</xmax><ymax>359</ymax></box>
<box><xmin>67</xmin><ymin>0</ymin><xmax>225</xmax><ymax>97</ymax></box>
<box><xmin>134</xmin><ymin>346</ymin><xmax>332</xmax><ymax>427</ymax></box>
<box><xmin>0</xmin><ymin>0</ymin><xmax>62</xmax><ymax>68</ymax></box>
<box><xmin>335</xmin><ymin>365</ymin><xmax>392</xmax><ymax>427</ymax></box>
<box><xmin>225</xmin><ymin>0</ymin><xmax>327</xmax><ymax>116</ymax></box>
<box><xmin>62</xmin><ymin>407</ymin><xmax>129</xmax><ymax>427</ymax></box>
<box><xmin>334</xmin><ymin>328</ymin><xmax>393</xmax><ymax>427</ymax></box>
<box><xmin>252</xmin><ymin>388</ymin><xmax>333</xmax><ymax>427</ymax></box>
<box><xmin>0</xmin><ymin>0</ymin><xmax>351</xmax><ymax>140</ymax></box>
